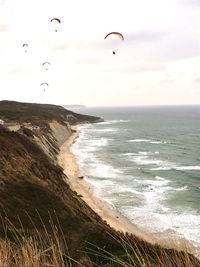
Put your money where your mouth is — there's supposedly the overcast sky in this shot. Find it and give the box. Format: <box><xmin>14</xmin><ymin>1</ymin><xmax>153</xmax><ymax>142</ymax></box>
<box><xmin>0</xmin><ymin>0</ymin><xmax>200</xmax><ymax>106</ymax></box>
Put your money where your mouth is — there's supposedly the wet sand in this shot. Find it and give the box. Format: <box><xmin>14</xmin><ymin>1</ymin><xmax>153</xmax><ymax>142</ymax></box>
<box><xmin>58</xmin><ymin>127</ymin><xmax>199</xmax><ymax>257</ymax></box>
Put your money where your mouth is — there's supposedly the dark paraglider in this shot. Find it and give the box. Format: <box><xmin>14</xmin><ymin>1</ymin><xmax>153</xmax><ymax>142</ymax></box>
<box><xmin>22</xmin><ymin>43</ymin><xmax>28</xmax><ymax>53</ymax></box>
<box><xmin>42</xmin><ymin>62</ymin><xmax>51</xmax><ymax>70</ymax></box>
<box><xmin>40</xmin><ymin>82</ymin><xmax>49</xmax><ymax>92</ymax></box>
<box><xmin>104</xmin><ymin>32</ymin><xmax>124</xmax><ymax>55</ymax></box>
<box><xmin>50</xmin><ymin>18</ymin><xmax>61</xmax><ymax>32</ymax></box>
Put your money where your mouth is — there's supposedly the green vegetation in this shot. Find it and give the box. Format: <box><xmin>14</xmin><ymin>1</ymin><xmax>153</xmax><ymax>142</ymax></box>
<box><xmin>0</xmin><ymin>100</ymin><xmax>102</xmax><ymax>124</ymax></box>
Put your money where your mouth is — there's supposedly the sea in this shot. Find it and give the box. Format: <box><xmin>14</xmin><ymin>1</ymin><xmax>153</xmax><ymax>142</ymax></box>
<box><xmin>70</xmin><ymin>105</ymin><xmax>200</xmax><ymax>255</ymax></box>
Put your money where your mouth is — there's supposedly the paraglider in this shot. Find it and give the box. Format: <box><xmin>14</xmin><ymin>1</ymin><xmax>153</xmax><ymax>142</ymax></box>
<box><xmin>40</xmin><ymin>82</ymin><xmax>49</xmax><ymax>92</ymax></box>
<box><xmin>104</xmin><ymin>32</ymin><xmax>124</xmax><ymax>55</ymax></box>
<box><xmin>50</xmin><ymin>18</ymin><xmax>61</xmax><ymax>32</ymax></box>
<box><xmin>42</xmin><ymin>61</ymin><xmax>51</xmax><ymax>70</ymax></box>
<box><xmin>22</xmin><ymin>43</ymin><xmax>28</xmax><ymax>53</ymax></box>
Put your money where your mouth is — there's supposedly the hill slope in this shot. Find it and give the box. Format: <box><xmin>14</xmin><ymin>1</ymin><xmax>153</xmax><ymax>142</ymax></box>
<box><xmin>0</xmin><ymin>100</ymin><xmax>103</xmax><ymax>124</ymax></box>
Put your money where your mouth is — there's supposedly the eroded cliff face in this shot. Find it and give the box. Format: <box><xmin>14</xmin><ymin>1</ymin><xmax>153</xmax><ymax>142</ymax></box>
<box><xmin>29</xmin><ymin>120</ymin><xmax>72</xmax><ymax>162</ymax></box>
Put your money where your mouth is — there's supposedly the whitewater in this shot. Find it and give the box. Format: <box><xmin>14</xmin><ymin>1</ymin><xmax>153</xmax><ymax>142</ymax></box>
<box><xmin>71</xmin><ymin>106</ymin><xmax>200</xmax><ymax>255</ymax></box>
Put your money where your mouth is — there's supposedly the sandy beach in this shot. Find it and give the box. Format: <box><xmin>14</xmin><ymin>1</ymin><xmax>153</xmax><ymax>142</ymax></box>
<box><xmin>58</xmin><ymin>127</ymin><xmax>199</xmax><ymax>257</ymax></box>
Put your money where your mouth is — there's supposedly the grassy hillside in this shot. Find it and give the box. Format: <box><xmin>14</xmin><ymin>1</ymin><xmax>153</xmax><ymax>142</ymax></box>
<box><xmin>0</xmin><ymin>100</ymin><xmax>102</xmax><ymax>125</ymax></box>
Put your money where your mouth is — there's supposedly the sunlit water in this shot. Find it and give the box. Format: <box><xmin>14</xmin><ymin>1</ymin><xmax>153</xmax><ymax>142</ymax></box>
<box><xmin>70</xmin><ymin>106</ymin><xmax>200</xmax><ymax>255</ymax></box>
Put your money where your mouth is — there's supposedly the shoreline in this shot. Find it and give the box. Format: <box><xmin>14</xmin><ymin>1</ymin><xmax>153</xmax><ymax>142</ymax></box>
<box><xmin>58</xmin><ymin>127</ymin><xmax>156</xmax><ymax>244</ymax></box>
<box><xmin>58</xmin><ymin>126</ymin><xmax>199</xmax><ymax>257</ymax></box>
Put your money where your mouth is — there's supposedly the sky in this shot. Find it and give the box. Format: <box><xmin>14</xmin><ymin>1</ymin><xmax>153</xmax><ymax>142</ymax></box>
<box><xmin>0</xmin><ymin>0</ymin><xmax>200</xmax><ymax>107</ymax></box>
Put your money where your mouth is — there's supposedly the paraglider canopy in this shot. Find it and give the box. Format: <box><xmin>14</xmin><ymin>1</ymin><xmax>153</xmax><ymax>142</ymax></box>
<box><xmin>40</xmin><ymin>82</ymin><xmax>48</xmax><ymax>86</ymax></box>
<box><xmin>50</xmin><ymin>18</ymin><xmax>61</xmax><ymax>32</ymax></box>
<box><xmin>50</xmin><ymin>18</ymin><xmax>61</xmax><ymax>23</ymax></box>
<box><xmin>104</xmin><ymin>32</ymin><xmax>124</xmax><ymax>40</ymax></box>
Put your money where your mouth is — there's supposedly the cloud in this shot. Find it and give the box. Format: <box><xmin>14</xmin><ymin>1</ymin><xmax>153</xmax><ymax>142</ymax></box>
<box><xmin>0</xmin><ymin>24</ymin><xmax>9</xmax><ymax>32</ymax></box>
<box><xmin>0</xmin><ymin>0</ymin><xmax>6</xmax><ymax>5</ymax></box>
<box><xmin>51</xmin><ymin>43</ymin><xmax>70</xmax><ymax>51</ymax></box>
<box><xmin>76</xmin><ymin>57</ymin><xmax>100</xmax><ymax>65</ymax></box>
<box><xmin>195</xmin><ymin>77</ymin><xmax>200</xmax><ymax>83</ymax></box>
<box><xmin>182</xmin><ymin>0</ymin><xmax>200</xmax><ymax>7</ymax></box>
<box><xmin>114</xmin><ymin>62</ymin><xmax>166</xmax><ymax>73</ymax></box>
<box><xmin>51</xmin><ymin>40</ymin><xmax>104</xmax><ymax>52</ymax></box>
<box><xmin>160</xmin><ymin>38</ymin><xmax>200</xmax><ymax>61</ymax></box>
<box><xmin>128</xmin><ymin>36</ymin><xmax>200</xmax><ymax>62</ymax></box>
<box><xmin>160</xmin><ymin>78</ymin><xmax>175</xmax><ymax>84</ymax></box>
<box><xmin>0</xmin><ymin>66</ymin><xmax>30</xmax><ymax>75</ymax></box>
<box><xmin>126</xmin><ymin>31</ymin><xmax>167</xmax><ymax>43</ymax></box>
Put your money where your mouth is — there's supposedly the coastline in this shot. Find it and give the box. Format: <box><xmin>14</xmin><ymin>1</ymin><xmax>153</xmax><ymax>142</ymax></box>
<box><xmin>58</xmin><ymin>127</ymin><xmax>156</xmax><ymax>244</ymax></box>
<box><xmin>58</xmin><ymin>126</ymin><xmax>199</xmax><ymax>257</ymax></box>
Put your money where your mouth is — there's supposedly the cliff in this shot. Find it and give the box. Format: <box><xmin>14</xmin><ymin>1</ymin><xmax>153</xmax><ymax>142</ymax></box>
<box><xmin>0</xmin><ymin>101</ymin><xmax>199</xmax><ymax>267</ymax></box>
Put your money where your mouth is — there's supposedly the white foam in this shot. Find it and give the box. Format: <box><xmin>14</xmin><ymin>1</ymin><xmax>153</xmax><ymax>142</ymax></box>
<box><xmin>87</xmin><ymin>161</ymin><xmax>122</xmax><ymax>179</ymax></box>
<box><xmin>138</xmin><ymin>151</ymin><xmax>151</xmax><ymax>155</ymax></box>
<box><xmin>130</xmin><ymin>155</ymin><xmax>164</xmax><ymax>166</ymax></box>
<box><xmin>117</xmin><ymin>186</ymin><xmax>145</xmax><ymax>196</ymax></box>
<box><xmin>122</xmin><ymin>208</ymin><xmax>170</xmax><ymax>232</ymax></box>
<box><xmin>155</xmin><ymin>212</ymin><xmax>200</xmax><ymax>245</ymax></box>
<box><xmin>146</xmin><ymin>179</ymin><xmax>169</xmax><ymax>189</ymax></box>
<box><xmin>99</xmin><ymin>120</ymin><xmax>130</xmax><ymax>125</ymax></box>
<box><xmin>173</xmin><ymin>185</ymin><xmax>188</xmax><ymax>191</ymax></box>
<box><xmin>89</xmin><ymin>138</ymin><xmax>109</xmax><ymax>147</ymax></box>
<box><xmin>150</xmin><ymin>141</ymin><xmax>167</xmax><ymax>144</ymax></box>
<box><xmin>155</xmin><ymin>176</ymin><xmax>165</xmax><ymax>180</ymax></box>
<box><xmin>123</xmin><ymin>152</ymin><xmax>138</xmax><ymax>156</ymax></box>
<box><xmin>151</xmin><ymin>165</ymin><xmax>200</xmax><ymax>171</ymax></box>
<box><xmin>175</xmin><ymin>166</ymin><xmax>200</xmax><ymax>171</ymax></box>
<box><xmin>129</xmin><ymin>139</ymin><xmax>166</xmax><ymax>144</ymax></box>
<box><xmin>150</xmin><ymin>161</ymin><xmax>177</xmax><ymax>171</ymax></box>
<box><xmin>121</xmin><ymin>206</ymin><xmax>200</xmax><ymax>248</ymax></box>
<box><xmin>86</xmin><ymin>177</ymin><xmax>116</xmax><ymax>188</ymax></box>
<box><xmin>93</xmin><ymin>128</ymin><xmax>117</xmax><ymax>133</ymax></box>
<box><xmin>151</xmin><ymin>166</ymin><xmax>172</xmax><ymax>170</ymax></box>
<box><xmin>123</xmin><ymin>151</ymin><xmax>159</xmax><ymax>158</ymax></box>
<box><xmin>129</xmin><ymin>139</ymin><xmax>151</xmax><ymax>143</ymax></box>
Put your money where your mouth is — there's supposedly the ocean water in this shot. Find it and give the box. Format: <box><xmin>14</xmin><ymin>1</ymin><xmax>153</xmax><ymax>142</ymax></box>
<box><xmin>71</xmin><ymin>106</ymin><xmax>200</xmax><ymax>253</ymax></box>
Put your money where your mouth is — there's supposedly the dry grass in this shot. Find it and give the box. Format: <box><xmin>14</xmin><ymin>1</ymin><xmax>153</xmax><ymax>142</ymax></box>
<box><xmin>0</xmin><ymin>214</ymin><xmax>79</xmax><ymax>267</ymax></box>
<box><xmin>0</xmin><ymin>236</ymin><xmax>69</xmax><ymax>267</ymax></box>
<box><xmin>0</xmin><ymin>215</ymin><xmax>199</xmax><ymax>267</ymax></box>
<box><xmin>85</xmin><ymin>233</ymin><xmax>200</xmax><ymax>267</ymax></box>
